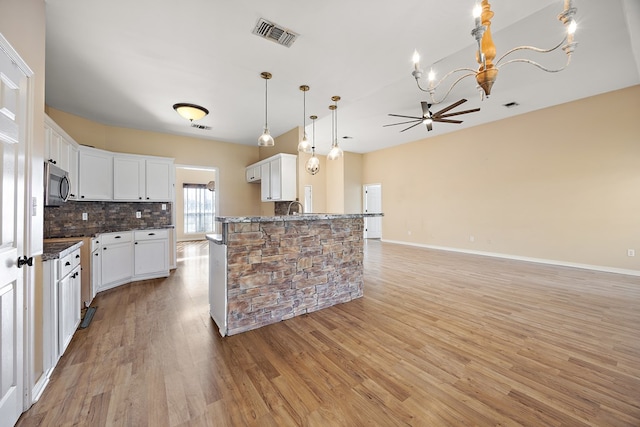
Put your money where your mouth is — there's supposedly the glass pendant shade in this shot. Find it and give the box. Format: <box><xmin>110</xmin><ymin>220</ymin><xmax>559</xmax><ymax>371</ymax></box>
<box><xmin>258</xmin><ymin>128</ymin><xmax>274</xmax><ymax>146</ymax></box>
<box><xmin>298</xmin><ymin>134</ymin><xmax>312</xmax><ymax>153</ymax></box>
<box><xmin>327</xmin><ymin>144</ymin><xmax>343</xmax><ymax>160</ymax></box>
<box><xmin>305</xmin><ymin>155</ymin><xmax>320</xmax><ymax>175</ymax></box>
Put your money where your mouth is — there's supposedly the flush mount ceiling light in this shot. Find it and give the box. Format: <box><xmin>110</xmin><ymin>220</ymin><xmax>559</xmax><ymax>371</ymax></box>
<box><xmin>411</xmin><ymin>0</ymin><xmax>578</xmax><ymax>104</ymax></box>
<box><xmin>258</xmin><ymin>71</ymin><xmax>275</xmax><ymax>147</ymax></box>
<box><xmin>305</xmin><ymin>115</ymin><xmax>320</xmax><ymax>175</ymax></box>
<box><xmin>172</xmin><ymin>103</ymin><xmax>209</xmax><ymax>122</ymax></box>
<box><xmin>327</xmin><ymin>96</ymin><xmax>343</xmax><ymax>161</ymax></box>
<box><xmin>297</xmin><ymin>85</ymin><xmax>312</xmax><ymax>153</ymax></box>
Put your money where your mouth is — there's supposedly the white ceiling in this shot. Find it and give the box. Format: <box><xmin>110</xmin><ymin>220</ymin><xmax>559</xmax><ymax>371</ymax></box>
<box><xmin>45</xmin><ymin>0</ymin><xmax>640</xmax><ymax>154</ymax></box>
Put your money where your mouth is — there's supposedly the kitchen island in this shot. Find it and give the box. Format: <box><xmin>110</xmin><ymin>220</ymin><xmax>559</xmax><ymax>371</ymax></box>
<box><xmin>206</xmin><ymin>213</ymin><xmax>382</xmax><ymax>336</ymax></box>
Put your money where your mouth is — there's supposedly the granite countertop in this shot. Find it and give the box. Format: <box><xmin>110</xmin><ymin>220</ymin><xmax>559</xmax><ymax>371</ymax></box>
<box><xmin>205</xmin><ymin>234</ymin><xmax>223</xmax><ymax>244</ymax></box>
<box><xmin>42</xmin><ymin>240</ymin><xmax>84</xmax><ymax>261</ymax></box>
<box><xmin>215</xmin><ymin>213</ymin><xmax>383</xmax><ymax>224</ymax></box>
<box><xmin>45</xmin><ymin>224</ymin><xmax>175</xmax><ymax>239</ymax></box>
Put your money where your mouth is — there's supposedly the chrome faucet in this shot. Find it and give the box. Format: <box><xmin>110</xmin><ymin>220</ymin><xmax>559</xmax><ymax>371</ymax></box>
<box><xmin>287</xmin><ymin>201</ymin><xmax>304</xmax><ymax>215</ymax></box>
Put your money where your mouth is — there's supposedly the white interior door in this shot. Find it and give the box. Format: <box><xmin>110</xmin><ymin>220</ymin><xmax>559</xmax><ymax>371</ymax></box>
<box><xmin>363</xmin><ymin>184</ymin><xmax>382</xmax><ymax>239</ymax></box>
<box><xmin>0</xmin><ymin>37</ymin><xmax>27</xmax><ymax>427</ymax></box>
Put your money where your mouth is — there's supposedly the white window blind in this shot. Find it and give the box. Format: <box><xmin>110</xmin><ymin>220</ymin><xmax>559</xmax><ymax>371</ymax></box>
<box><xmin>183</xmin><ymin>183</ymin><xmax>215</xmax><ymax>233</ymax></box>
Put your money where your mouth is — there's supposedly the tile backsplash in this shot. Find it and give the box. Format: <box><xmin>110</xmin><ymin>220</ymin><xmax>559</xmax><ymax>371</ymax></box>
<box><xmin>44</xmin><ymin>201</ymin><xmax>172</xmax><ymax>238</ymax></box>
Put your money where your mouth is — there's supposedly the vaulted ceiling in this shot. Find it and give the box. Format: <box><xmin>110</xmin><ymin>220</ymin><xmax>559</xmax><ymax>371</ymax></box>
<box><xmin>45</xmin><ymin>0</ymin><xmax>640</xmax><ymax>154</ymax></box>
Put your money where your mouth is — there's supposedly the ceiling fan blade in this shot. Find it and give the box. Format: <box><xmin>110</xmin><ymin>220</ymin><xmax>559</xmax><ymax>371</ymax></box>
<box><xmin>421</xmin><ymin>101</ymin><xmax>431</xmax><ymax>118</ymax></box>
<box><xmin>433</xmin><ymin>98</ymin><xmax>467</xmax><ymax>116</ymax></box>
<box><xmin>383</xmin><ymin>119</ymin><xmax>423</xmax><ymax>127</ymax></box>
<box><xmin>433</xmin><ymin>118</ymin><xmax>463</xmax><ymax>124</ymax></box>
<box><xmin>436</xmin><ymin>108</ymin><xmax>481</xmax><ymax>119</ymax></box>
<box><xmin>388</xmin><ymin>113</ymin><xmax>423</xmax><ymax>120</ymax></box>
<box><xmin>400</xmin><ymin>121</ymin><xmax>425</xmax><ymax>132</ymax></box>
<box><xmin>426</xmin><ymin>121</ymin><xmax>433</xmax><ymax>131</ymax></box>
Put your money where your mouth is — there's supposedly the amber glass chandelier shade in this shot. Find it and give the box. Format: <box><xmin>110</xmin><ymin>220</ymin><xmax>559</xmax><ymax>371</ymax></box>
<box><xmin>173</xmin><ymin>103</ymin><xmax>209</xmax><ymax>122</ymax></box>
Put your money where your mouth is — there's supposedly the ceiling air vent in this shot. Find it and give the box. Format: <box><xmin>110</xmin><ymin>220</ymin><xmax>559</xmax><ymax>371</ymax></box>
<box><xmin>191</xmin><ymin>123</ymin><xmax>211</xmax><ymax>130</ymax></box>
<box><xmin>252</xmin><ymin>18</ymin><xmax>298</xmax><ymax>48</ymax></box>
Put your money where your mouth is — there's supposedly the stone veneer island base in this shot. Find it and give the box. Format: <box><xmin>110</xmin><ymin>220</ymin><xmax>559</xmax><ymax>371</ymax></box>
<box><xmin>207</xmin><ymin>213</ymin><xmax>381</xmax><ymax>336</ymax></box>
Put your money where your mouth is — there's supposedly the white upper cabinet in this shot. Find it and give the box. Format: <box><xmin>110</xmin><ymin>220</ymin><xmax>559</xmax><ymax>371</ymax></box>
<box><xmin>45</xmin><ymin>115</ymin><xmax>79</xmax><ymax>199</ymax></box>
<box><xmin>145</xmin><ymin>158</ymin><xmax>173</xmax><ymax>201</ymax></box>
<box><xmin>247</xmin><ymin>153</ymin><xmax>297</xmax><ymax>202</ymax></box>
<box><xmin>113</xmin><ymin>155</ymin><xmax>173</xmax><ymax>202</ymax></box>
<box><xmin>78</xmin><ymin>146</ymin><xmax>113</xmax><ymax>201</ymax></box>
<box><xmin>113</xmin><ymin>156</ymin><xmax>144</xmax><ymax>200</ymax></box>
<box><xmin>245</xmin><ymin>164</ymin><xmax>261</xmax><ymax>182</ymax></box>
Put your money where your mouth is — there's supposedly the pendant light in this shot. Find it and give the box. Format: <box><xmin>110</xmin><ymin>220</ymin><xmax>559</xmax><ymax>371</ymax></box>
<box><xmin>305</xmin><ymin>115</ymin><xmax>320</xmax><ymax>175</ymax></box>
<box><xmin>297</xmin><ymin>85</ymin><xmax>312</xmax><ymax>153</ymax></box>
<box><xmin>327</xmin><ymin>95</ymin><xmax>343</xmax><ymax>160</ymax></box>
<box><xmin>258</xmin><ymin>71</ymin><xmax>275</xmax><ymax>146</ymax></box>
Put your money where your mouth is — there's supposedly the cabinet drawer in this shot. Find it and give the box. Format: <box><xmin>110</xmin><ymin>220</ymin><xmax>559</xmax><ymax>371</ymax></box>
<box><xmin>59</xmin><ymin>248</ymin><xmax>81</xmax><ymax>279</ymax></box>
<box><xmin>134</xmin><ymin>229</ymin><xmax>168</xmax><ymax>241</ymax></box>
<box><xmin>100</xmin><ymin>231</ymin><xmax>133</xmax><ymax>245</ymax></box>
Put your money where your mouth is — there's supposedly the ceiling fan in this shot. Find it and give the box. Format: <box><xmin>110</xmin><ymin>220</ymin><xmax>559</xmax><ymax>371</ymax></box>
<box><xmin>384</xmin><ymin>99</ymin><xmax>480</xmax><ymax>132</ymax></box>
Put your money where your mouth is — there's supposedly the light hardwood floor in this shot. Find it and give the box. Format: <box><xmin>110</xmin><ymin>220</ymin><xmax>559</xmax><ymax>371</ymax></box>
<box><xmin>17</xmin><ymin>240</ymin><xmax>640</xmax><ymax>426</ymax></box>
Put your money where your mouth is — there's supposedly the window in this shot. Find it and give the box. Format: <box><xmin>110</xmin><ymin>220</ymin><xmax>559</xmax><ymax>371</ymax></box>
<box><xmin>183</xmin><ymin>183</ymin><xmax>215</xmax><ymax>233</ymax></box>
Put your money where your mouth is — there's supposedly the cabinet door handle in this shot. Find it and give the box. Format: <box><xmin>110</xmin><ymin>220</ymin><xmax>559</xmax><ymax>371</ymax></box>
<box><xmin>115</xmin><ymin>236</ymin><xmax>121</xmax><ymax>239</ymax></box>
<box><xmin>76</xmin><ymin>254</ymin><xmax>80</xmax><ymax>259</ymax></box>
<box><xmin>17</xmin><ymin>256</ymin><xmax>33</xmax><ymax>268</ymax></box>
<box><xmin>148</xmin><ymin>233</ymin><xmax>155</xmax><ymax>236</ymax></box>
<box><xmin>65</xmin><ymin>261</ymin><xmax>71</xmax><ymax>266</ymax></box>
<box><xmin>94</xmin><ymin>253</ymin><xmax>99</xmax><ymax>256</ymax></box>
<box><xmin>103</xmin><ymin>247</ymin><xmax>107</xmax><ymax>250</ymax></box>
<box><xmin>135</xmin><ymin>242</ymin><xmax>138</xmax><ymax>245</ymax></box>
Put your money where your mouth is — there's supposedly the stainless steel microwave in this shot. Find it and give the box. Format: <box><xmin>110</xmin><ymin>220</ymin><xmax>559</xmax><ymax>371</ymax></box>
<box><xmin>44</xmin><ymin>161</ymin><xmax>70</xmax><ymax>206</ymax></box>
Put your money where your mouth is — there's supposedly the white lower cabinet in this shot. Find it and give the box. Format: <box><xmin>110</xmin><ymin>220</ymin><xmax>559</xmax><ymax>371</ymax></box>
<box><xmin>91</xmin><ymin>237</ymin><xmax>101</xmax><ymax>299</ymax></box>
<box><xmin>42</xmin><ymin>245</ymin><xmax>82</xmax><ymax>374</ymax></box>
<box><xmin>92</xmin><ymin>229</ymin><xmax>170</xmax><ymax>294</ymax></box>
<box><xmin>134</xmin><ymin>229</ymin><xmax>169</xmax><ymax>278</ymax></box>
<box><xmin>99</xmin><ymin>232</ymin><xmax>134</xmax><ymax>292</ymax></box>
<box><xmin>58</xmin><ymin>265</ymin><xmax>81</xmax><ymax>354</ymax></box>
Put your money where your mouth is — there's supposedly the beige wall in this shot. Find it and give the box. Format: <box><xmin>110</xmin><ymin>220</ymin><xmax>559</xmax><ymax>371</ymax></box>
<box><xmin>363</xmin><ymin>85</ymin><xmax>640</xmax><ymax>272</ymax></box>
<box><xmin>344</xmin><ymin>152</ymin><xmax>363</xmax><ymax>214</ymax></box>
<box><xmin>2</xmin><ymin>0</ymin><xmax>47</xmax><ymax>391</ymax></box>
<box><xmin>326</xmin><ymin>156</ymin><xmax>344</xmax><ymax>213</ymax></box>
<box><xmin>175</xmin><ymin>167</ymin><xmax>217</xmax><ymax>241</ymax></box>
<box><xmin>46</xmin><ymin>108</ymin><xmax>261</xmax><ymax>217</ymax></box>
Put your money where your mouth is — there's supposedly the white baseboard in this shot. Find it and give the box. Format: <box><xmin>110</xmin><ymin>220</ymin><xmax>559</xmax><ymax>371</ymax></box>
<box><xmin>381</xmin><ymin>239</ymin><xmax>640</xmax><ymax>277</ymax></box>
<box><xmin>31</xmin><ymin>370</ymin><xmax>51</xmax><ymax>403</ymax></box>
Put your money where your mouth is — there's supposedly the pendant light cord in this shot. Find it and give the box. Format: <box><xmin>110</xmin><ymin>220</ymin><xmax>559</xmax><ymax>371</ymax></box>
<box><xmin>264</xmin><ymin>77</ymin><xmax>269</xmax><ymax>129</ymax></box>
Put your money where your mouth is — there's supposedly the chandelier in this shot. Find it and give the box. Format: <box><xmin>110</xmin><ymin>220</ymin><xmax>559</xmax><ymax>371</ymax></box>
<box><xmin>411</xmin><ymin>0</ymin><xmax>578</xmax><ymax>104</ymax></box>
